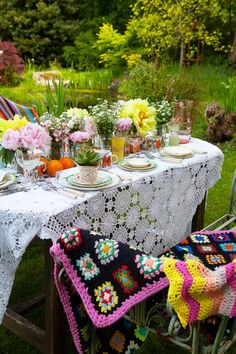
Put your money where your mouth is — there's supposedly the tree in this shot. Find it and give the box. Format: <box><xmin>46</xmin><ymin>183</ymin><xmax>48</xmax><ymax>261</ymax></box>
<box><xmin>128</xmin><ymin>0</ymin><xmax>231</xmax><ymax>66</ymax></box>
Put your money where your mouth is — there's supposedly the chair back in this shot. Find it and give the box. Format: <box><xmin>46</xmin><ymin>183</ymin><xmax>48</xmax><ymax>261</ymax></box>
<box><xmin>0</xmin><ymin>96</ymin><xmax>39</xmax><ymax>123</ymax></box>
<box><xmin>229</xmin><ymin>169</ymin><xmax>236</xmax><ymax>215</ymax></box>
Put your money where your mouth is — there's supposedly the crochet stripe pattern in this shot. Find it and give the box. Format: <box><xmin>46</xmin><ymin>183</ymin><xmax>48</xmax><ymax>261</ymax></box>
<box><xmin>163</xmin><ymin>258</ymin><xmax>236</xmax><ymax>328</ymax></box>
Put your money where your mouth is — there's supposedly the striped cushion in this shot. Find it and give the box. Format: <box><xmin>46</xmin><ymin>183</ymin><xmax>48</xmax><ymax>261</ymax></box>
<box><xmin>0</xmin><ymin>96</ymin><xmax>39</xmax><ymax>123</ymax></box>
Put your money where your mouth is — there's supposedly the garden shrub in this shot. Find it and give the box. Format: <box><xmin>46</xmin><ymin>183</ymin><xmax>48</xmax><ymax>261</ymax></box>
<box><xmin>0</xmin><ymin>42</ymin><xmax>24</xmax><ymax>86</ymax></box>
<box><xmin>120</xmin><ymin>60</ymin><xmax>202</xmax><ymax>103</ymax></box>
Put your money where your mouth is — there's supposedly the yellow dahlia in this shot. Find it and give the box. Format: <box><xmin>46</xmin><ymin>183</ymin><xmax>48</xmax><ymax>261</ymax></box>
<box><xmin>120</xmin><ymin>99</ymin><xmax>156</xmax><ymax>137</ymax></box>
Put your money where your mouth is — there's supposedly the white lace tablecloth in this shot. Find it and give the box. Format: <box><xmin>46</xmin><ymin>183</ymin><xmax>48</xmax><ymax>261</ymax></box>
<box><xmin>0</xmin><ymin>139</ymin><xmax>223</xmax><ymax>323</ymax></box>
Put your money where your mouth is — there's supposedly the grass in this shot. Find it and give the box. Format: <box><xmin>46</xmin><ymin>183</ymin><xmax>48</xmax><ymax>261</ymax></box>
<box><xmin>0</xmin><ymin>63</ymin><xmax>236</xmax><ymax>353</ymax></box>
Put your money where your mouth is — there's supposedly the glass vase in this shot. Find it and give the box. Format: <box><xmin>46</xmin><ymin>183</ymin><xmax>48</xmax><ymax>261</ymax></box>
<box><xmin>171</xmin><ymin>100</ymin><xmax>193</xmax><ymax>144</ymax></box>
<box><xmin>111</xmin><ymin>135</ymin><xmax>126</xmax><ymax>161</ymax></box>
<box><xmin>50</xmin><ymin>140</ymin><xmax>61</xmax><ymax>160</ymax></box>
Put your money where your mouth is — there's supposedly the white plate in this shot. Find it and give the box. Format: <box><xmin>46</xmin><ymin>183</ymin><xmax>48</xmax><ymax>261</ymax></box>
<box><xmin>58</xmin><ymin>172</ymin><xmax>120</xmax><ymax>191</ymax></box>
<box><xmin>118</xmin><ymin>160</ymin><xmax>157</xmax><ymax>171</ymax></box>
<box><xmin>0</xmin><ymin>173</ymin><xmax>17</xmax><ymax>189</ymax></box>
<box><xmin>68</xmin><ymin>172</ymin><xmax>111</xmax><ymax>187</ymax></box>
<box><xmin>164</xmin><ymin>146</ymin><xmax>193</xmax><ymax>157</ymax></box>
<box><xmin>126</xmin><ymin>158</ymin><xmax>152</xmax><ymax>168</ymax></box>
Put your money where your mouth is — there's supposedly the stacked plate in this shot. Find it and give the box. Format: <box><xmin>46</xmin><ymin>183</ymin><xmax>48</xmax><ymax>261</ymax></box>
<box><xmin>118</xmin><ymin>158</ymin><xmax>157</xmax><ymax>171</ymax></box>
<box><xmin>58</xmin><ymin>171</ymin><xmax>120</xmax><ymax>191</ymax></box>
<box><xmin>0</xmin><ymin>173</ymin><xmax>16</xmax><ymax>190</ymax></box>
<box><xmin>164</xmin><ymin>146</ymin><xmax>194</xmax><ymax>159</ymax></box>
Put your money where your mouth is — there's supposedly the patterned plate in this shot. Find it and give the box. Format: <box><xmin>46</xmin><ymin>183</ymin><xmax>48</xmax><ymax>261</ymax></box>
<box><xmin>118</xmin><ymin>159</ymin><xmax>157</xmax><ymax>172</ymax></box>
<box><xmin>67</xmin><ymin>172</ymin><xmax>112</xmax><ymax>187</ymax></box>
<box><xmin>58</xmin><ymin>172</ymin><xmax>120</xmax><ymax>191</ymax></box>
<box><xmin>0</xmin><ymin>173</ymin><xmax>17</xmax><ymax>189</ymax></box>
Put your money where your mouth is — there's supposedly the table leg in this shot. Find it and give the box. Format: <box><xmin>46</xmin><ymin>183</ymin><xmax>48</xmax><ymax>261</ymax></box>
<box><xmin>191</xmin><ymin>194</ymin><xmax>206</xmax><ymax>232</ymax></box>
<box><xmin>44</xmin><ymin>239</ymin><xmax>66</xmax><ymax>354</ymax></box>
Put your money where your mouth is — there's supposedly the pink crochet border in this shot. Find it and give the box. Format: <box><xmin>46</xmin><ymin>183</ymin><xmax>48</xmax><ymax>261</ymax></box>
<box><xmin>53</xmin><ymin>262</ymin><xmax>84</xmax><ymax>354</ymax></box>
<box><xmin>51</xmin><ymin>243</ymin><xmax>169</xmax><ymax>328</ymax></box>
<box><xmin>193</xmin><ymin>230</ymin><xmax>236</xmax><ymax>235</ymax></box>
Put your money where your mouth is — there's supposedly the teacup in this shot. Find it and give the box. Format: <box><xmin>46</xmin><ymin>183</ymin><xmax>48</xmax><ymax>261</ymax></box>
<box><xmin>98</xmin><ymin>149</ymin><xmax>118</xmax><ymax>168</ymax></box>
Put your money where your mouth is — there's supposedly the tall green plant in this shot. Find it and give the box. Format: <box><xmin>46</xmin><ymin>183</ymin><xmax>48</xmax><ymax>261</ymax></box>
<box><xmin>45</xmin><ymin>79</ymin><xmax>68</xmax><ymax>116</ymax></box>
<box><xmin>221</xmin><ymin>77</ymin><xmax>236</xmax><ymax>113</ymax></box>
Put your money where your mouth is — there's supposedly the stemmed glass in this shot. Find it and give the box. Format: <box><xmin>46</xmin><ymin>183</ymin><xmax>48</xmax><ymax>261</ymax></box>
<box><xmin>15</xmin><ymin>148</ymin><xmax>44</xmax><ymax>184</ymax></box>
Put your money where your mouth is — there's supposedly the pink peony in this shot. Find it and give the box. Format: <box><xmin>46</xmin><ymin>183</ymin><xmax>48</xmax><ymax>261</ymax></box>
<box><xmin>115</xmin><ymin>117</ymin><xmax>132</xmax><ymax>132</ymax></box>
<box><xmin>1</xmin><ymin>128</ymin><xmax>21</xmax><ymax>150</ymax></box>
<box><xmin>20</xmin><ymin>123</ymin><xmax>51</xmax><ymax>150</ymax></box>
<box><xmin>84</xmin><ymin>117</ymin><xmax>97</xmax><ymax>138</ymax></box>
<box><xmin>70</xmin><ymin>131</ymin><xmax>90</xmax><ymax>143</ymax></box>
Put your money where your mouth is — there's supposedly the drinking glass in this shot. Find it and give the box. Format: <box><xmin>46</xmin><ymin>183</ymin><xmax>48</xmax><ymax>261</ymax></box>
<box><xmin>15</xmin><ymin>149</ymin><xmax>43</xmax><ymax>183</ymax></box>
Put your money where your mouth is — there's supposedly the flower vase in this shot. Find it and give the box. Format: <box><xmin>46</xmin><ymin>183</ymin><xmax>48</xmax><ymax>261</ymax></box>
<box><xmin>100</xmin><ymin>135</ymin><xmax>112</xmax><ymax>150</ymax></box>
<box><xmin>50</xmin><ymin>140</ymin><xmax>61</xmax><ymax>160</ymax></box>
<box><xmin>111</xmin><ymin>135</ymin><xmax>126</xmax><ymax>161</ymax></box>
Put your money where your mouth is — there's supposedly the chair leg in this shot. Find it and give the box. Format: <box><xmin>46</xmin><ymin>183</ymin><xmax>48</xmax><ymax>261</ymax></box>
<box><xmin>192</xmin><ymin>321</ymin><xmax>200</xmax><ymax>354</ymax></box>
<box><xmin>211</xmin><ymin>316</ymin><xmax>229</xmax><ymax>354</ymax></box>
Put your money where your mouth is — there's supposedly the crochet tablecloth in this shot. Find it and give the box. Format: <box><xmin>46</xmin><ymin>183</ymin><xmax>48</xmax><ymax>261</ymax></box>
<box><xmin>0</xmin><ymin>138</ymin><xmax>223</xmax><ymax>323</ymax></box>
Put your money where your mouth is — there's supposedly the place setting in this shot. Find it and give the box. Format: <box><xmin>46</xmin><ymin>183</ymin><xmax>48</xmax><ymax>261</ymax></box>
<box><xmin>118</xmin><ymin>157</ymin><xmax>157</xmax><ymax>172</ymax></box>
<box><xmin>57</xmin><ymin>169</ymin><xmax>120</xmax><ymax>192</ymax></box>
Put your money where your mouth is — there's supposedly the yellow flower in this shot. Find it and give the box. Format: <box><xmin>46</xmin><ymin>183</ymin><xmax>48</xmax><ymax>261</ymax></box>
<box><xmin>0</xmin><ymin>115</ymin><xmax>28</xmax><ymax>138</ymax></box>
<box><xmin>120</xmin><ymin>99</ymin><xmax>156</xmax><ymax>137</ymax></box>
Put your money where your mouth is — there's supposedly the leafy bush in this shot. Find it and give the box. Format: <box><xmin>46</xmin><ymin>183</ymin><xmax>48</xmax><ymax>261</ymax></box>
<box><xmin>0</xmin><ymin>42</ymin><xmax>24</xmax><ymax>86</ymax></box>
<box><xmin>120</xmin><ymin>60</ymin><xmax>202</xmax><ymax>103</ymax></box>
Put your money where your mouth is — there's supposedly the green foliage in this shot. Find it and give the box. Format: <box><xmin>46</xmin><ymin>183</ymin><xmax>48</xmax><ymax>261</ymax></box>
<box><xmin>44</xmin><ymin>79</ymin><xmax>68</xmax><ymax>116</ymax></box>
<box><xmin>95</xmin><ymin>23</ymin><xmax>145</xmax><ymax>68</ymax></box>
<box><xmin>0</xmin><ymin>148</ymin><xmax>15</xmax><ymax>165</ymax></box>
<box><xmin>62</xmin><ymin>68</ymin><xmax>113</xmax><ymax>90</ymax></box>
<box><xmin>120</xmin><ymin>60</ymin><xmax>202</xmax><ymax>103</ymax></box>
<box><xmin>75</xmin><ymin>150</ymin><xmax>101</xmax><ymax>166</ymax></box>
<box><xmin>129</xmin><ymin>0</ymin><xmax>231</xmax><ymax>62</ymax></box>
<box><xmin>63</xmin><ymin>31</ymin><xmax>100</xmax><ymax>71</ymax></box>
<box><xmin>220</xmin><ymin>77</ymin><xmax>236</xmax><ymax>113</ymax></box>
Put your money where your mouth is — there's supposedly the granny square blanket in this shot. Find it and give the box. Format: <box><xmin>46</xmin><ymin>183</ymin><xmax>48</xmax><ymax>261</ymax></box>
<box><xmin>50</xmin><ymin>229</ymin><xmax>236</xmax><ymax>353</ymax></box>
<box><xmin>50</xmin><ymin>228</ymin><xmax>169</xmax><ymax>354</ymax></box>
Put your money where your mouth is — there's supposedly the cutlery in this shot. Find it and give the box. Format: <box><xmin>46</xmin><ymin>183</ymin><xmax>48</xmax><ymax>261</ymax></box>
<box><xmin>0</xmin><ymin>187</ymin><xmax>30</xmax><ymax>196</ymax></box>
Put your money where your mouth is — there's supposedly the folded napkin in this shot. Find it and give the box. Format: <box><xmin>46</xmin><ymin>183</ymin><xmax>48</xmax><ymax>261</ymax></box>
<box><xmin>50</xmin><ymin>229</ymin><xmax>168</xmax><ymax>354</ymax></box>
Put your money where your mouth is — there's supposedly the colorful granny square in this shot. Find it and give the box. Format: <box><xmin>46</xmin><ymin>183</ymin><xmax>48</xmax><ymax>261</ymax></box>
<box><xmin>76</xmin><ymin>253</ymin><xmax>100</xmax><ymax>280</ymax></box>
<box><xmin>60</xmin><ymin>228</ymin><xmax>82</xmax><ymax>250</ymax></box>
<box><xmin>94</xmin><ymin>281</ymin><xmax>119</xmax><ymax>313</ymax></box>
<box><xmin>95</xmin><ymin>239</ymin><xmax>119</xmax><ymax>265</ymax></box>
<box><xmin>211</xmin><ymin>233</ymin><xmax>230</xmax><ymax>243</ymax></box>
<box><xmin>206</xmin><ymin>254</ymin><xmax>226</xmax><ymax>265</ymax></box>
<box><xmin>197</xmin><ymin>245</ymin><xmax>217</xmax><ymax>254</ymax></box>
<box><xmin>135</xmin><ymin>254</ymin><xmax>162</xmax><ymax>279</ymax></box>
<box><xmin>109</xmin><ymin>330</ymin><xmax>126</xmax><ymax>353</ymax></box>
<box><xmin>219</xmin><ymin>243</ymin><xmax>236</xmax><ymax>252</ymax></box>
<box><xmin>134</xmin><ymin>326</ymin><xmax>149</xmax><ymax>342</ymax></box>
<box><xmin>113</xmin><ymin>265</ymin><xmax>138</xmax><ymax>294</ymax></box>
<box><xmin>190</xmin><ymin>234</ymin><xmax>210</xmax><ymax>244</ymax></box>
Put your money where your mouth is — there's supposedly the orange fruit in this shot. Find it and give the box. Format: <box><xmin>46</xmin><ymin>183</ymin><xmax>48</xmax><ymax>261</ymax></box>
<box><xmin>46</xmin><ymin>160</ymin><xmax>64</xmax><ymax>177</ymax></box>
<box><xmin>60</xmin><ymin>157</ymin><xmax>75</xmax><ymax>169</ymax></box>
<box><xmin>37</xmin><ymin>157</ymin><xmax>48</xmax><ymax>176</ymax></box>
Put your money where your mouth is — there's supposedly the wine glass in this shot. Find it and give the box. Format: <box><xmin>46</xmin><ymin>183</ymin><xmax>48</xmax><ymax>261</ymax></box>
<box><xmin>15</xmin><ymin>149</ymin><xmax>43</xmax><ymax>184</ymax></box>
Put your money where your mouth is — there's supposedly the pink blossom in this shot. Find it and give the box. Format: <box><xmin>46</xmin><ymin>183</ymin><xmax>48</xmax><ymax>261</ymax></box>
<box><xmin>20</xmin><ymin>123</ymin><xmax>51</xmax><ymax>150</ymax></box>
<box><xmin>70</xmin><ymin>131</ymin><xmax>90</xmax><ymax>143</ymax></box>
<box><xmin>1</xmin><ymin>128</ymin><xmax>21</xmax><ymax>151</ymax></box>
<box><xmin>115</xmin><ymin>117</ymin><xmax>132</xmax><ymax>132</ymax></box>
<box><xmin>84</xmin><ymin>117</ymin><xmax>97</xmax><ymax>138</ymax></box>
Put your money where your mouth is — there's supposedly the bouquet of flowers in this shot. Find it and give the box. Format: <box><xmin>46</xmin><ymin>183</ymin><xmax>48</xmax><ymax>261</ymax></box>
<box><xmin>0</xmin><ymin>115</ymin><xmax>51</xmax><ymax>165</ymax></box>
<box><xmin>119</xmin><ymin>98</ymin><xmax>156</xmax><ymax>137</ymax></box>
<box><xmin>40</xmin><ymin>107</ymin><xmax>97</xmax><ymax>142</ymax></box>
<box><xmin>89</xmin><ymin>99</ymin><xmax>118</xmax><ymax>138</ymax></box>
<box><xmin>154</xmin><ymin>100</ymin><xmax>172</xmax><ymax>127</ymax></box>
